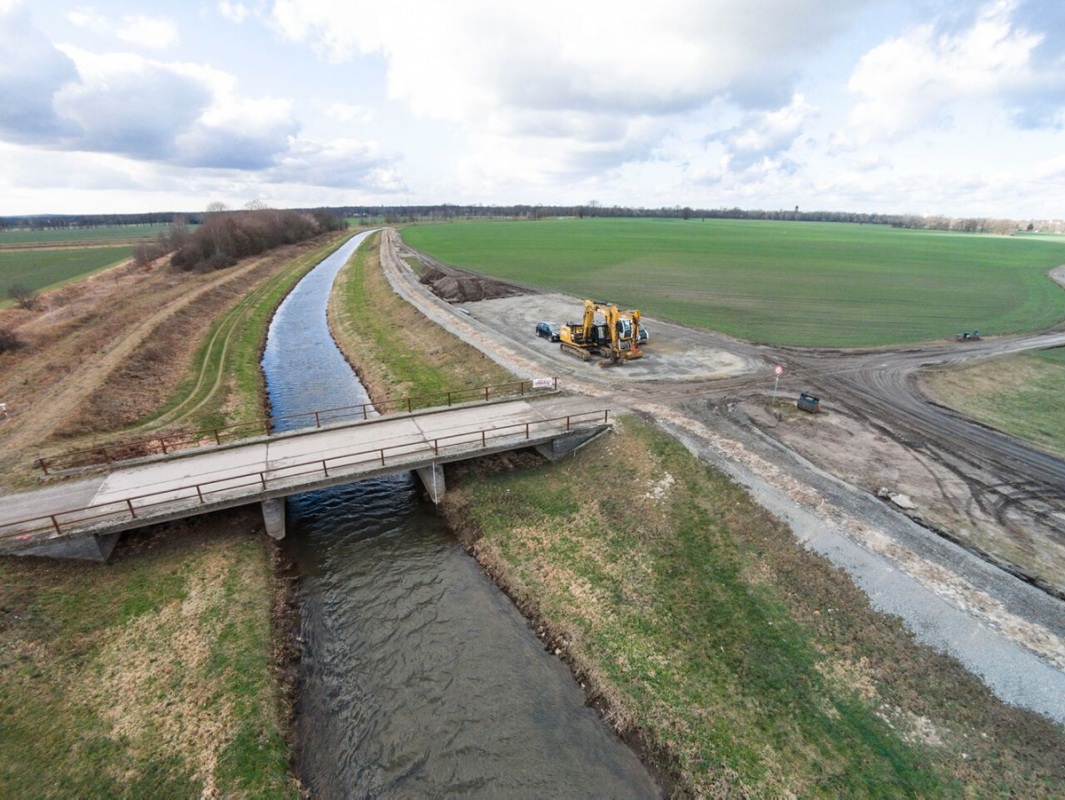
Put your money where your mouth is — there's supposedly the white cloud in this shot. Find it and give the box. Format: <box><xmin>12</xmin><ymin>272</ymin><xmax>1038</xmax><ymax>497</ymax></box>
<box><xmin>54</xmin><ymin>48</ymin><xmax>219</xmax><ymax>158</ymax></box>
<box><xmin>116</xmin><ymin>14</ymin><xmax>179</xmax><ymax>50</ymax></box>
<box><xmin>67</xmin><ymin>9</ymin><xmax>109</xmax><ymax>34</ymax></box>
<box><xmin>269</xmin><ymin>0</ymin><xmax>868</xmax><ymax>179</ymax></box>
<box><xmin>1035</xmin><ymin>154</ymin><xmax>1065</xmax><ymax>181</ymax></box>
<box><xmin>0</xmin><ymin>4</ymin><xmax>79</xmax><ymax>140</ymax></box>
<box><xmin>218</xmin><ymin>1</ymin><xmax>251</xmax><ymax>24</ymax></box>
<box><xmin>176</xmin><ymin>96</ymin><xmax>297</xmax><ymax>168</ymax></box>
<box><xmin>268</xmin><ymin>137</ymin><xmax>404</xmax><ymax>190</ymax></box>
<box><xmin>68</xmin><ymin>9</ymin><xmax>179</xmax><ymax>50</ymax></box>
<box><xmin>449</xmin><ymin>113</ymin><xmax>669</xmax><ymax>198</ymax></box>
<box><xmin>847</xmin><ymin>0</ymin><xmax>1060</xmax><ymax>143</ymax></box>
<box><xmin>13</xmin><ymin>43</ymin><xmax>297</xmax><ymax>171</ymax></box>
<box><xmin>5</xmin><ymin>0</ymin><xmax>1065</xmax><ymax>217</ymax></box>
<box><xmin>711</xmin><ymin>94</ymin><xmax>817</xmax><ymax>173</ymax></box>
<box><xmin>324</xmin><ymin>101</ymin><xmax>373</xmax><ymax>124</ymax></box>
<box><xmin>271</xmin><ymin>0</ymin><xmax>864</xmax><ymax>115</ymax></box>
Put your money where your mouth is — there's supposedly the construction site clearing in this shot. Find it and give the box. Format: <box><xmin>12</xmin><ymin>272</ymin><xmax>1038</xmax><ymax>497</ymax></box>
<box><xmin>460</xmin><ymin>291</ymin><xmax>754</xmax><ymax>381</ymax></box>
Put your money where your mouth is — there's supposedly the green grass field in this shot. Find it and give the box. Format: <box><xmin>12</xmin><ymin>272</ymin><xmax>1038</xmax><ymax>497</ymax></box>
<box><xmin>401</xmin><ymin>219</ymin><xmax>1065</xmax><ymax>347</ymax></box>
<box><xmin>0</xmin><ymin>246</ymin><xmax>134</xmax><ymax>297</ymax></box>
<box><xmin>0</xmin><ymin>224</ymin><xmax>173</xmax><ymax>246</ymax></box>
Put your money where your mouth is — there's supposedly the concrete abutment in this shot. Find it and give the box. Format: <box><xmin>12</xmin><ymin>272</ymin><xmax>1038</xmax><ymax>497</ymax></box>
<box><xmin>261</xmin><ymin>497</ymin><xmax>286</xmax><ymax>540</ymax></box>
<box><xmin>416</xmin><ymin>463</ymin><xmax>446</xmax><ymax>504</ymax></box>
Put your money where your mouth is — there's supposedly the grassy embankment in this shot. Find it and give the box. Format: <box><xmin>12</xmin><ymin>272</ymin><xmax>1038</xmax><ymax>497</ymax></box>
<box><xmin>921</xmin><ymin>345</ymin><xmax>1065</xmax><ymax>459</ymax></box>
<box><xmin>131</xmin><ymin>234</ymin><xmax>355</xmax><ymax>434</ymax></box>
<box><xmin>0</xmin><ymin>234</ymin><xmax>356</xmax><ymax>797</ymax></box>
<box><xmin>328</xmin><ymin>231</ymin><xmax>514</xmax><ymax>399</ymax></box>
<box><xmin>330</xmin><ymin>233</ymin><xmax>1065</xmax><ymax>796</ymax></box>
<box><xmin>0</xmin><ymin>514</ymin><xmax>295</xmax><ymax>799</ymax></box>
<box><xmin>402</xmin><ymin>218</ymin><xmax>1065</xmax><ymax>347</ymax></box>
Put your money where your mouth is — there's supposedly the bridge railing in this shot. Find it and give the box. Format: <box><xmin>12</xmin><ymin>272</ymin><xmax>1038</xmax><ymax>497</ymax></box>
<box><xmin>34</xmin><ymin>378</ymin><xmax>559</xmax><ymax>475</ymax></box>
<box><xmin>3</xmin><ymin>408</ymin><xmax>607</xmax><ymax>547</ymax></box>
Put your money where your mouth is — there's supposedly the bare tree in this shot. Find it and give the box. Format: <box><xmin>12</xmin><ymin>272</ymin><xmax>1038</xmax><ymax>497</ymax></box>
<box><xmin>7</xmin><ymin>283</ymin><xmax>39</xmax><ymax>310</ymax></box>
<box><xmin>167</xmin><ymin>218</ymin><xmax>190</xmax><ymax>250</ymax></box>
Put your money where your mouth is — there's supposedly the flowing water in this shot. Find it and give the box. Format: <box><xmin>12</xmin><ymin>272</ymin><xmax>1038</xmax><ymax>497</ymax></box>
<box><xmin>263</xmin><ymin>232</ymin><xmax>659</xmax><ymax>798</ymax></box>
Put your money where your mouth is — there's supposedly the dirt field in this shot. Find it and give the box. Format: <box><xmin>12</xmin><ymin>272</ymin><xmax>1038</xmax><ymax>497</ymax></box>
<box><xmin>390</xmin><ymin>229</ymin><xmax>764</xmax><ymax>382</ymax></box>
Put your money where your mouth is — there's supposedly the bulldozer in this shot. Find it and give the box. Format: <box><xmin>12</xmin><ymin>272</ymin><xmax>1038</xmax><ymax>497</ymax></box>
<box><xmin>559</xmin><ymin>300</ymin><xmax>643</xmax><ymax>365</ymax></box>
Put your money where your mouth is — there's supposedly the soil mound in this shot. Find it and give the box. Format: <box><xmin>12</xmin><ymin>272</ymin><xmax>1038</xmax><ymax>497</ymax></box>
<box><xmin>419</xmin><ymin>266</ymin><xmax>529</xmax><ymax>303</ymax></box>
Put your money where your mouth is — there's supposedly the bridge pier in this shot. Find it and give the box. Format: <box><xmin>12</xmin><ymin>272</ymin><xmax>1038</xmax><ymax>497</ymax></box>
<box><xmin>261</xmin><ymin>497</ymin><xmax>286</xmax><ymax>540</ymax></box>
<box><xmin>416</xmin><ymin>463</ymin><xmax>446</xmax><ymax>504</ymax></box>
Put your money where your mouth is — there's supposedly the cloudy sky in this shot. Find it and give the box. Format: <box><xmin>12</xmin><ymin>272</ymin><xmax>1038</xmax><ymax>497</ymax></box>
<box><xmin>2</xmin><ymin>0</ymin><xmax>1063</xmax><ymax>218</ymax></box>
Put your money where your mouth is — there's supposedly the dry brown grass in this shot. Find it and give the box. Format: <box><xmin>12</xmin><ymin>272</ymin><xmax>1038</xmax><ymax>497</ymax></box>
<box><xmin>921</xmin><ymin>354</ymin><xmax>1065</xmax><ymax>459</ymax></box>
<box><xmin>0</xmin><ymin>235</ymin><xmax>342</xmax><ymax>486</ymax></box>
<box><xmin>0</xmin><ymin>512</ymin><xmax>297</xmax><ymax>798</ymax></box>
<box><xmin>85</xmin><ymin>545</ymin><xmax>237</xmax><ymax>792</ymax></box>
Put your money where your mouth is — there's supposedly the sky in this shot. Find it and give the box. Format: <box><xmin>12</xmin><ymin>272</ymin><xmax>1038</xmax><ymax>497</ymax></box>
<box><xmin>1</xmin><ymin>0</ymin><xmax>1063</xmax><ymax>219</ymax></box>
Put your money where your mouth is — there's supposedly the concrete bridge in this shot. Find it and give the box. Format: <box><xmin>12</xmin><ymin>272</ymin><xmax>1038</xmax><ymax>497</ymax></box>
<box><xmin>0</xmin><ymin>396</ymin><xmax>611</xmax><ymax>561</ymax></box>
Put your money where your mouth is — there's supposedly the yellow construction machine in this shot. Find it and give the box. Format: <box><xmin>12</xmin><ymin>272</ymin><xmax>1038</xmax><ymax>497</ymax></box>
<box><xmin>559</xmin><ymin>300</ymin><xmax>644</xmax><ymax>365</ymax></box>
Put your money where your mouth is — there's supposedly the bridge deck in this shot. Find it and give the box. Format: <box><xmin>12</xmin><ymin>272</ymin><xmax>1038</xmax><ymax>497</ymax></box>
<box><xmin>1</xmin><ymin>397</ymin><xmax>610</xmax><ymax>553</ymax></box>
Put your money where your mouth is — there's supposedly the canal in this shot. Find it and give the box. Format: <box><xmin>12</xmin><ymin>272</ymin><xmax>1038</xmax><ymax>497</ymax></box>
<box><xmin>262</xmin><ymin>231</ymin><xmax>659</xmax><ymax>797</ymax></box>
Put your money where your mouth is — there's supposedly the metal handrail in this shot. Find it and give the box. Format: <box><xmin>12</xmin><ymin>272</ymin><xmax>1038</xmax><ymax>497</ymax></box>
<box><xmin>34</xmin><ymin>378</ymin><xmax>559</xmax><ymax>474</ymax></box>
<box><xmin>3</xmin><ymin>409</ymin><xmax>607</xmax><ymax>545</ymax></box>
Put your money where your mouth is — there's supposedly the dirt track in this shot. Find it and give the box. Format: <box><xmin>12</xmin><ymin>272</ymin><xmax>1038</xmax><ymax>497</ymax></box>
<box><xmin>383</xmin><ymin>229</ymin><xmax>1065</xmax><ymax>721</ymax></box>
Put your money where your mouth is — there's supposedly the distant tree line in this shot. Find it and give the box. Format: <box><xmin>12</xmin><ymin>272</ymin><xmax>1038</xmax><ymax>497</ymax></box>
<box><xmin>0</xmin><ymin>211</ymin><xmax>179</xmax><ymax>230</ymax></box>
<box><xmin>308</xmin><ymin>204</ymin><xmax>1065</xmax><ymax>235</ymax></box>
<box><xmin>3</xmin><ymin>205</ymin><xmax>1061</xmax><ymax>237</ymax></box>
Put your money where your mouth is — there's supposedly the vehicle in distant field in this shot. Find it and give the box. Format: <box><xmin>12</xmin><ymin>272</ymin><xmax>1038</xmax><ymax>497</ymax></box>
<box><xmin>955</xmin><ymin>329</ymin><xmax>981</xmax><ymax>341</ymax></box>
<box><xmin>536</xmin><ymin>321</ymin><xmax>561</xmax><ymax>341</ymax></box>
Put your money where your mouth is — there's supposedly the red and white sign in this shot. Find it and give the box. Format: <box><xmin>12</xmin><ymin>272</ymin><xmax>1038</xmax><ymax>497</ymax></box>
<box><xmin>774</xmin><ymin>365</ymin><xmax>784</xmax><ymax>376</ymax></box>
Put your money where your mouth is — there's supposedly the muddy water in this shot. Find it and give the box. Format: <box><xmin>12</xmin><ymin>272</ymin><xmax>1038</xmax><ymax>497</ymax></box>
<box><xmin>263</xmin><ymin>232</ymin><xmax>659</xmax><ymax>798</ymax></box>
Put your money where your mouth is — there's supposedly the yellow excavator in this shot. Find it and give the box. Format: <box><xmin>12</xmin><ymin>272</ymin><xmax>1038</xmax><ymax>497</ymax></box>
<box><xmin>559</xmin><ymin>300</ymin><xmax>643</xmax><ymax>365</ymax></box>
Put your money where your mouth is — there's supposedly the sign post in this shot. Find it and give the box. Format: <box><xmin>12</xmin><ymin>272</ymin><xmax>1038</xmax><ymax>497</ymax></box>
<box><xmin>772</xmin><ymin>364</ymin><xmax>783</xmax><ymax>402</ymax></box>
